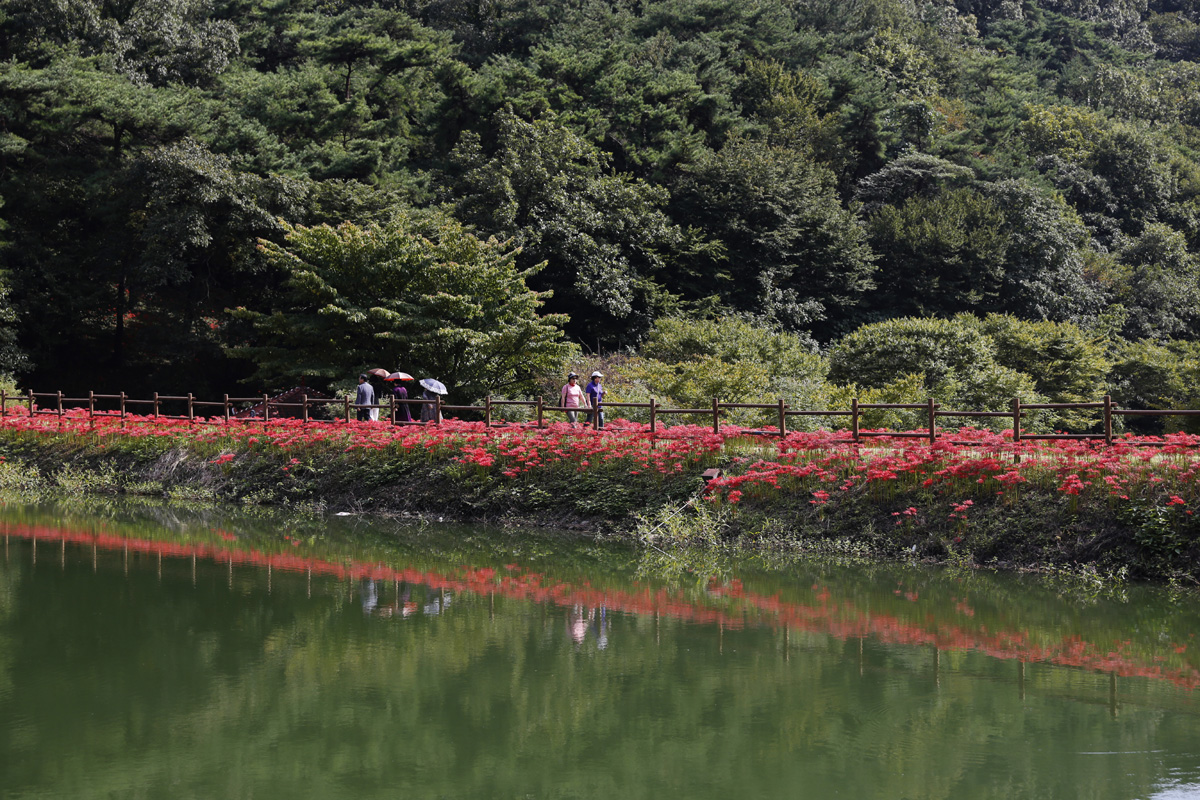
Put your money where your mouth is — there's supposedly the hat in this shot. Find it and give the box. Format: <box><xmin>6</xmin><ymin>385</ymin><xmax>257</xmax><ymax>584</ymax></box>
<box><xmin>590</xmin><ymin>371</ymin><xmax>603</xmax><ymax>378</ymax></box>
<box><xmin>359</xmin><ymin>373</ymin><xmax>368</xmax><ymax>380</ymax></box>
<box><xmin>567</xmin><ymin>372</ymin><xmax>579</xmax><ymax>379</ymax></box>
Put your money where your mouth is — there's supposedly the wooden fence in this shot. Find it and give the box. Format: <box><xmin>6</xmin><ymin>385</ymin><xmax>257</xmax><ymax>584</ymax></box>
<box><xmin>8</xmin><ymin>389</ymin><xmax>1200</xmax><ymax>446</ymax></box>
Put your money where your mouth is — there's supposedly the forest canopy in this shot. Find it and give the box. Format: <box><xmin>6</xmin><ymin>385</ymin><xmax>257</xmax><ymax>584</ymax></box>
<box><xmin>4</xmin><ymin>0</ymin><xmax>1200</xmax><ymax>419</ymax></box>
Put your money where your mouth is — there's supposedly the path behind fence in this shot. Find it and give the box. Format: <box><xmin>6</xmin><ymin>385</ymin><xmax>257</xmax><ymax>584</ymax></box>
<box><xmin>9</xmin><ymin>389</ymin><xmax>1200</xmax><ymax>447</ymax></box>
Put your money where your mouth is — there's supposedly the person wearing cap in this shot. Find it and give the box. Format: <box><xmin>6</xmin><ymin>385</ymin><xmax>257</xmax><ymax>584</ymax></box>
<box><xmin>585</xmin><ymin>371</ymin><xmax>605</xmax><ymax>429</ymax></box>
<box><xmin>354</xmin><ymin>373</ymin><xmax>376</xmax><ymax>422</ymax></box>
<box><xmin>560</xmin><ymin>372</ymin><xmax>589</xmax><ymax>426</ymax></box>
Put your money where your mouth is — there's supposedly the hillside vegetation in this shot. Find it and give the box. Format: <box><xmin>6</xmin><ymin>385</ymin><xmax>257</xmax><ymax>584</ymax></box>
<box><xmin>6</xmin><ymin>0</ymin><xmax>1200</xmax><ymax>431</ymax></box>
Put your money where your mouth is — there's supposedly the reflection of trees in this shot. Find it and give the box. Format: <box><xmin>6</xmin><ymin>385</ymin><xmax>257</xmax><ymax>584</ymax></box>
<box><xmin>0</xmin><ymin>552</ymin><xmax>17</xmax><ymax>700</ymax></box>
<box><xmin>0</xmin><ymin>544</ymin><xmax>1196</xmax><ymax>798</ymax></box>
<box><xmin>0</xmin><ymin>501</ymin><xmax>1199</xmax><ymax>798</ymax></box>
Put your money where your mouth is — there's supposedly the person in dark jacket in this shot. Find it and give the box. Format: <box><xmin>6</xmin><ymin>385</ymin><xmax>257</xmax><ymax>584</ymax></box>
<box><xmin>585</xmin><ymin>371</ymin><xmax>605</xmax><ymax>429</ymax></box>
<box><xmin>355</xmin><ymin>374</ymin><xmax>375</xmax><ymax>421</ymax></box>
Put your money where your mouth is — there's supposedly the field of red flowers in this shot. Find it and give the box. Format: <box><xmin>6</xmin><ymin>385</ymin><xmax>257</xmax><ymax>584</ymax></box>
<box><xmin>1</xmin><ymin>408</ymin><xmax>1199</xmax><ymax>578</ymax></box>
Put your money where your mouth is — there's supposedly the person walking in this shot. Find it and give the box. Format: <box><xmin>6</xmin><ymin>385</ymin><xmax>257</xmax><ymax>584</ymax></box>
<box><xmin>420</xmin><ymin>387</ymin><xmax>440</xmax><ymax>422</ymax></box>
<box><xmin>392</xmin><ymin>381</ymin><xmax>412</xmax><ymax>423</ymax></box>
<box><xmin>355</xmin><ymin>374</ymin><xmax>375</xmax><ymax>422</ymax></box>
<box><xmin>560</xmin><ymin>372</ymin><xmax>589</xmax><ymax>426</ymax></box>
<box><xmin>417</xmin><ymin>378</ymin><xmax>447</xmax><ymax>423</ymax></box>
<box><xmin>585</xmin><ymin>371</ymin><xmax>605</xmax><ymax>429</ymax></box>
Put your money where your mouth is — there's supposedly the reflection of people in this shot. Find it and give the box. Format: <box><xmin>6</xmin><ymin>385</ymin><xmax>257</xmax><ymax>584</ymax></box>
<box><xmin>594</xmin><ymin>606</ymin><xmax>609</xmax><ymax>650</ymax></box>
<box><xmin>585</xmin><ymin>371</ymin><xmax>604</xmax><ymax>429</ymax></box>
<box><xmin>355</xmin><ymin>374</ymin><xmax>375</xmax><ymax>422</ymax></box>
<box><xmin>361</xmin><ymin>579</ymin><xmax>379</xmax><ymax>615</ymax></box>
<box><xmin>360</xmin><ymin>580</ymin><xmax>418</xmax><ymax>619</ymax></box>
<box><xmin>424</xmin><ymin>589</ymin><xmax>452</xmax><ymax>615</ymax></box>
<box><xmin>560</xmin><ymin>373</ymin><xmax>588</xmax><ymax>426</ymax></box>
<box><xmin>568</xmin><ymin>605</ymin><xmax>594</xmax><ymax>644</ymax></box>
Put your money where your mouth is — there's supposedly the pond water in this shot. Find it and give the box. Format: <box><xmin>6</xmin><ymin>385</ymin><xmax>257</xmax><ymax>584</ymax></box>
<box><xmin>1</xmin><ymin>499</ymin><xmax>1199</xmax><ymax>799</ymax></box>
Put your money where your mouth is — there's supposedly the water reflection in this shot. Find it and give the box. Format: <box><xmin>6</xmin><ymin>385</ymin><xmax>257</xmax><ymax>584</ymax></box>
<box><xmin>3</xmin><ymin>515</ymin><xmax>1199</xmax><ymax>689</ymax></box>
<box><xmin>1</xmin><ymin>499</ymin><xmax>1200</xmax><ymax>800</ymax></box>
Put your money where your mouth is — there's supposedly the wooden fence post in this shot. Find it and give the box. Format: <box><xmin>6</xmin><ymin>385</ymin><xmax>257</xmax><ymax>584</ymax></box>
<box><xmin>344</xmin><ymin>396</ymin><xmax>350</xmax><ymax>422</ymax></box>
<box><xmin>778</xmin><ymin>398</ymin><xmax>786</xmax><ymax>438</ymax></box>
<box><xmin>536</xmin><ymin>397</ymin><xmax>544</xmax><ymax>428</ymax></box>
<box><xmin>89</xmin><ymin>390</ymin><xmax>95</xmax><ymax>419</ymax></box>
<box><xmin>485</xmin><ymin>396</ymin><xmax>492</xmax><ymax>427</ymax></box>
<box><xmin>851</xmin><ymin>398</ymin><xmax>860</xmax><ymax>443</ymax></box>
<box><xmin>712</xmin><ymin>397</ymin><xmax>720</xmax><ymax>434</ymax></box>
<box><xmin>57</xmin><ymin>390</ymin><xmax>63</xmax><ymax>420</ymax></box>
<box><xmin>263</xmin><ymin>394</ymin><xmax>270</xmax><ymax>422</ymax></box>
<box><xmin>927</xmin><ymin>397</ymin><xmax>937</xmax><ymax>443</ymax></box>
<box><xmin>1</xmin><ymin>389</ymin><xmax>6</xmax><ymax>416</ymax></box>
<box><xmin>27</xmin><ymin>389</ymin><xmax>33</xmax><ymax>417</ymax></box>
<box><xmin>187</xmin><ymin>393</ymin><xmax>194</xmax><ymax>422</ymax></box>
<box><xmin>223</xmin><ymin>394</ymin><xmax>230</xmax><ymax>424</ymax></box>
<box><xmin>436</xmin><ymin>394</ymin><xmax>443</xmax><ymax>424</ymax></box>
<box><xmin>1011</xmin><ymin>397</ymin><xmax>1021</xmax><ymax>443</ymax></box>
<box><xmin>387</xmin><ymin>392</ymin><xmax>394</xmax><ymax>425</ymax></box>
<box><xmin>119</xmin><ymin>392</ymin><xmax>126</xmax><ymax>426</ymax></box>
<box><xmin>153</xmin><ymin>392</ymin><xmax>160</xmax><ymax>418</ymax></box>
<box><xmin>650</xmin><ymin>397</ymin><xmax>657</xmax><ymax>434</ymax></box>
<box><xmin>1104</xmin><ymin>394</ymin><xmax>1113</xmax><ymax>445</ymax></box>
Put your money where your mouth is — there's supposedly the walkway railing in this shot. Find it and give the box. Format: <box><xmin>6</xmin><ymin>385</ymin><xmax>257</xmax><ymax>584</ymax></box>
<box><xmin>7</xmin><ymin>389</ymin><xmax>1200</xmax><ymax>446</ymax></box>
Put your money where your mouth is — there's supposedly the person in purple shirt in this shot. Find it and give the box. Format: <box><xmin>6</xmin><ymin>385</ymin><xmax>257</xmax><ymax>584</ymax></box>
<box><xmin>391</xmin><ymin>382</ymin><xmax>412</xmax><ymax>423</ymax></box>
<box><xmin>585</xmin><ymin>371</ymin><xmax>604</xmax><ymax>429</ymax></box>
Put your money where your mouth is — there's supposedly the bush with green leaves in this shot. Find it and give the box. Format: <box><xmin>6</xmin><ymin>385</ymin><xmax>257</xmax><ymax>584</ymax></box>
<box><xmin>1107</xmin><ymin>338</ymin><xmax>1200</xmax><ymax>434</ymax></box>
<box><xmin>576</xmin><ymin>316</ymin><xmax>831</xmax><ymax>428</ymax></box>
<box><xmin>827</xmin><ymin>316</ymin><xmax>1048</xmax><ymax>430</ymax></box>
<box><xmin>969</xmin><ymin>313</ymin><xmax>1109</xmax><ymax>430</ymax></box>
<box><xmin>828</xmin><ymin>316</ymin><xmax>995</xmax><ymax>389</ymax></box>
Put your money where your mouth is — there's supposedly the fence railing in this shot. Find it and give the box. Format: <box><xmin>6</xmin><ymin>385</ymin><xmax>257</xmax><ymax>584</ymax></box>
<box><xmin>7</xmin><ymin>389</ymin><xmax>1200</xmax><ymax>446</ymax></box>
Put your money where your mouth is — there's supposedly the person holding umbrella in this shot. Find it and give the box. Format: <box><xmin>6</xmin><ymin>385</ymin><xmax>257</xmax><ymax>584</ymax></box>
<box><xmin>419</xmin><ymin>378</ymin><xmax>447</xmax><ymax>423</ymax></box>
<box><xmin>386</xmin><ymin>371</ymin><xmax>415</xmax><ymax>423</ymax></box>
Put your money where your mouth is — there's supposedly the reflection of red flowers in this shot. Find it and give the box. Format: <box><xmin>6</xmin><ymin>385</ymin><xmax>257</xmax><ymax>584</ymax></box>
<box><xmin>12</xmin><ymin>520</ymin><xmax>1199</xmax><ymax>690</ymax></box>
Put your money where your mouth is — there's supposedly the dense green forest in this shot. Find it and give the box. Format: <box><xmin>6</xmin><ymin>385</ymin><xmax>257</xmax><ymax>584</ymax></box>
<box><xmin>6</xmin><ymin>0</ymin><xmax>1200</xmax><ymax>427</ymax></box>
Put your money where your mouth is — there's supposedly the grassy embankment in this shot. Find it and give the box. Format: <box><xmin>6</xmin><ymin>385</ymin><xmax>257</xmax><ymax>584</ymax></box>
<box><xmin>0</xmin><ymin>410</ymin><xmax>1197</xmax><ymax>583</ymax></box>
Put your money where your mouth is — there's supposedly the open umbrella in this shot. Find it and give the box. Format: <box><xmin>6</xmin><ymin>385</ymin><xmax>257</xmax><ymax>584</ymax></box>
<box><xmin>419</xmin><ymin>378</ymin><xmax>448</xmax><ymax>395</ymax></box>
<box><xmin>366</xmin><ymin>368</ymin><xmax>390</xmax><ymax>379</ymax></box>
<box><xmin>385</xmin><ymin>371</ymin><xmax>414</xmax><ymax>381</ymax></box>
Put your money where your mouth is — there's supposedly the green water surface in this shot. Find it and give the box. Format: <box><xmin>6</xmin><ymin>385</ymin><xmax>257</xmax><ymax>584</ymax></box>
<box><xmin>0</xmin><ymin>499</ymin><xmax>1199</xmax><ymax>799</ymax></box>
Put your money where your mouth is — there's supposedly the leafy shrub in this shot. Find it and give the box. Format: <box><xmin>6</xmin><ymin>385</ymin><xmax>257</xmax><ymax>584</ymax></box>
<box><xmin>593</xmin><ymin>316</ymin><xmax>829</xmax><ymax>427</ymax></box>
<box><xmin>970</xmin><ymin>313</ymin><xmax>1108</xmax><ymax>429</ymax></box>
<box><xmin>1108</xmin><ymin>338</ymin><xmax>1200</xmax><ymax>434</ymax></box>
<box><xmin>828</xmin><ymin>316</ymin><xmax>997</xmax><ymax>389</ymax></box>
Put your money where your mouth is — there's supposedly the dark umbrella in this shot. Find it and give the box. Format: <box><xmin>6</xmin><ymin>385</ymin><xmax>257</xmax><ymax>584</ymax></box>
<box><xmin>419</xmin><ymin>378</ymin><xmax>448</xmax><ymax>395</ymax></box>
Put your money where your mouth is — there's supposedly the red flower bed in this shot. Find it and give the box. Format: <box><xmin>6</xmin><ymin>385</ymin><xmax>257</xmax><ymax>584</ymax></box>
<box><xmin>3</xmin><ymin>408</ymin><xmax>1200</xmax><ymax>520</ymax></box>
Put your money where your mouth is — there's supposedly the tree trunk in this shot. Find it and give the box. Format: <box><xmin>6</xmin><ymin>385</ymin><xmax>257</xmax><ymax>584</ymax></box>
<box><xmin>113</xmin><ymin>274</ymin><xmax>126</xmax><ymax>368</ymax></box>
